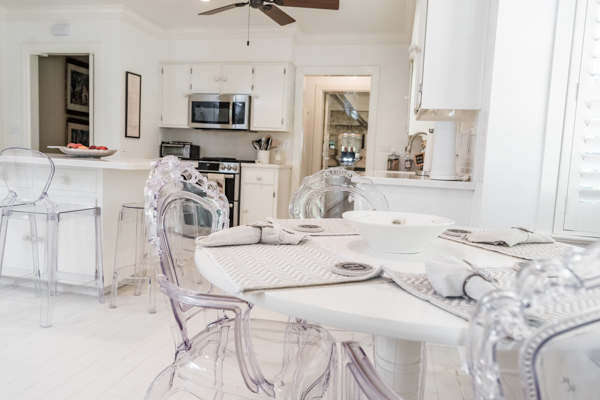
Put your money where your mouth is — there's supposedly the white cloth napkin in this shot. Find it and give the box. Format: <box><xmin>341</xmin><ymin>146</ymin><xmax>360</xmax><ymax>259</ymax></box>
<box><xmin>464</xmin><ymin>227</ymin><xmax>555</xmax><ymax>247</ymax></box>
<box><xmin>196</xmin><ymin>221</ymin><xmax>308</xmax><ymax>247</ymax></box>
<box><xmin>425</xmin><ymin>256</ymin><xmax>497</xmax><ymax>300</ymax></box>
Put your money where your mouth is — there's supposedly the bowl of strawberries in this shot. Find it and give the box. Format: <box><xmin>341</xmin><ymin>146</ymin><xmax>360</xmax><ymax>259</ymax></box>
<box><xmin>59</xmin><ymin>143</ymin><xmax>117</xmax><ymax>158</ymax></box>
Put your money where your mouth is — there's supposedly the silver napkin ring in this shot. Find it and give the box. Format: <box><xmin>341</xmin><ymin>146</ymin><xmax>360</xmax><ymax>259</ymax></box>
<box><xmin>462</xmin><ymin>273</ymin><xmax>480</xmax><ymax>299</ymax></box>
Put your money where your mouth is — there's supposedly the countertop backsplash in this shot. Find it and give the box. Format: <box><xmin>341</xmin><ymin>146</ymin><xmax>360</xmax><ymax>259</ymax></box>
<box><xmin>162</xmin><ymin>128</ymin><xmax>292</xmax><ymax>164</ymax></box>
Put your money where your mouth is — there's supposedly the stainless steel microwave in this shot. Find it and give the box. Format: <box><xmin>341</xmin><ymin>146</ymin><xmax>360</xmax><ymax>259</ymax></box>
<box><xmin>188</xmin><ymin>94</ymin><xmax>251</xmax><ymax>130</ymax></box>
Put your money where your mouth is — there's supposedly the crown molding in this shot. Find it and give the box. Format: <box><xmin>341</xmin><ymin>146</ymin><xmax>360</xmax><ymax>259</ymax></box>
<box><xmin>1</xmin><ymin>4</ymin><xmax>410</xmax><ymax>46</ymax></box>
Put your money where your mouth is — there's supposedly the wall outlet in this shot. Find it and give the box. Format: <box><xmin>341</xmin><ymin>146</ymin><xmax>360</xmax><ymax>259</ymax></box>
<box><xmin>283</xmin><ymin>140</ymin><xmax>290</xmax><ymax>150</ymax></box>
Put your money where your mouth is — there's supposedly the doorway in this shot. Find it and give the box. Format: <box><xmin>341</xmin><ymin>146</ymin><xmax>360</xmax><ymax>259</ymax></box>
<box><xmin>300</xmin><ymin>76</ymin><xmax>372</xmax><ymax>181</ymax></box>
<box><xmin>30</xmin><ymin>53</ymin><xmax>93</xmax><ymax>154</ymax></box>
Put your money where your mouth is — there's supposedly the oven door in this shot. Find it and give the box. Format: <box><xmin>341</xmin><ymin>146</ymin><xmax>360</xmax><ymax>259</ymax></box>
<box><xmin>189</xmin><ymin>94</ymin><xmax>250</xmax><ymax>130</ymax></box>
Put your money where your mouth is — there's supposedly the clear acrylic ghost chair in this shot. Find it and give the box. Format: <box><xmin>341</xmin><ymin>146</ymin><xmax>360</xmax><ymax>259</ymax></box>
<box><xmin>143</xmin><ymin>156</ymin><xmax>338</xmax><ymax>400</ymax></box>
<box><xmin>290</xmin><ymin>167</ymin><xmax>389</xmax><ymax>219</ymax></box>
<box><xmin>467</xmin><ymin>241</ymin><xmax>600</xmax><ymax>400</ymax></box>
<box><xmin>0</xmin><ymin>147</ymin><xmax>104</xmax><ymax>328</ymax></box>
<box><xmin>341</xmin><ymin>342</ymin><xmax>403</xmax><ymax>400</ymax></box>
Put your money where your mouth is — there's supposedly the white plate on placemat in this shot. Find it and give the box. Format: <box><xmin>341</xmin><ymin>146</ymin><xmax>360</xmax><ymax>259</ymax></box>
<box><xmin>58</xmin><ymin>147</ymin><xmax>118</xmax><ymax>158</ymax></box>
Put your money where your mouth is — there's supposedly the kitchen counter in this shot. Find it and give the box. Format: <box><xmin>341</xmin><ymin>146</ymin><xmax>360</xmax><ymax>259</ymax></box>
<box><xmin>367</xmin><ymin>170</ymin><xmax>476</xmax><ymax>190</ymax></box>
<box><xmin>241</xmin><ymin>163</ymin><xmax>292</xmax><ymax>169</ymax></box>
<box><xmin>43</xmin><ymin>154</ymin><xmax>155</xmax><ymax>170</ymax></box>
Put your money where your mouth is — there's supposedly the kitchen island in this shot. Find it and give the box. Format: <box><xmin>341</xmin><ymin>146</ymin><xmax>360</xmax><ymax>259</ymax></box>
<box><xmin>0</xmin><ymin>155</ymin><xmax>154</xmax><ymax>292</ymax></box>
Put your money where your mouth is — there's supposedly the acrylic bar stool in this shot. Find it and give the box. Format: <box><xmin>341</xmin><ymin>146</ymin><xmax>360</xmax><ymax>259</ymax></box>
<box><xmin>110</xmin><ymin>203</ymin><xmax>156</xmax><ymax>313</ymax></box>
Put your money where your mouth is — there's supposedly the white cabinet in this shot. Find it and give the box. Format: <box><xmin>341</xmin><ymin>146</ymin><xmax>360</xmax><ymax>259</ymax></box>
<box><xmin>412</xmin><ymin>0</ymin><xmax>489</xmax><ymax>117</ymax></box>
<box><xmin>222</xmin><ymin>64</ymin><xmax>253</xmax><ymax>94</ymax></box>
<box><xmin>191</xmin><ymin>64</ymin><xmax>221</xmax><ymax>94</ymax></box>
<box><xmin>251</xmin><ymin>64</ymin><xmax>287</xmax><ymax>131</ymax></box>
<box><xmin>191</xmin><ymin>64</ymin><xmax>253</xmax><ymax>94</ymax></box>
<box><xmin>240</xmin><ymin>165</ymin><xmax>292</xmax><ymax>225</ymax></box>
<box><xmin>161</xmin><ymin>64</ymin><xmax>191</xmax><ymax>128</ymax></box>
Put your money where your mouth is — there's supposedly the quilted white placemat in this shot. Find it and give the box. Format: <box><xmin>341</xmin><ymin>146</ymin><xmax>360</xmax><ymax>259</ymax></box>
<box><xmin>384</xmin><ymin>266</ymin><xmax>600</xmax><ymax>323</ymax></box>
<box><xmin>441</xmin><ymin>229</ymin><xmax>570</xmax><ymax>261</ymax></box>
<box><xmin>201</xmin><ymin>241</ymin><xmax>381</xmax><ymax>292</ymax></box>
<box><xmin>268</xmin><ymin>218</ymin><xmax>359</xmax><ymax>236</ymax></box>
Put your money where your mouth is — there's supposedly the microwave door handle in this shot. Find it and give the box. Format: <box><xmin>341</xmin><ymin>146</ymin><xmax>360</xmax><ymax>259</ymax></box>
<box><xmin>229</xmin><ymin>102</ymin><xmax>233</xmax><ymax>125</ymax></box>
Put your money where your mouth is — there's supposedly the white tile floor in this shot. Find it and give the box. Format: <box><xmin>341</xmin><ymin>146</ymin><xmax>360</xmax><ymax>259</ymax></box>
<box><xmin>0</xmin><ymin>285</ymin><xmax>517</xmax><ymax>400</ymax></box>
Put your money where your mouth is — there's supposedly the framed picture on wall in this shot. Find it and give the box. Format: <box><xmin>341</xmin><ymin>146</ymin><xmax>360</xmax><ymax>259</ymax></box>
<box><xmin>125</xmin><ymin>71</ymin><xmax>141</xmax><ymax>139</ymax></box>
<box><xmin>67</xmin><ymin>118</ymin><xmax>90</xmax><ymax>147</ymax></box>
<box><xmin>66</xmin><ymin>58</ymin><xmax>90</xmax><ymax>116</ymax></box>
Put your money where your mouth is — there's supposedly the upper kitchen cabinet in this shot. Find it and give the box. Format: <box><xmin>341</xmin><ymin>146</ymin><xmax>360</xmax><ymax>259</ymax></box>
<box><xmin>161</xmin><ymin>64</ymin><xmax>191</xmax><ymax>128</ymax></box>
<box><xmin>412</xmin><ymin>0</ymin><xmax>489</xmax><ymax>119</ymax></box>
<box><xmin>251</xmin><ymin>63</ymin><xmax>295</xmax><ymax>132</ymax></box>
<box><xmin>191</xmin><ymin>64</ymin><xmax>253</xmax><ymax>94</ymax></box>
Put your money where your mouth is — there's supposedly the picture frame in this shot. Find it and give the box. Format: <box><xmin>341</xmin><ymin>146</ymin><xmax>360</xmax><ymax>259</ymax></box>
<box><xmin>67</xmin><ymin>118</ymin><xmax>90</xmax><ymax>147</ymax></box>
<box><xmin>125</xmin><ymin>71</ymin><xmax>142</xmax><ymax>139</ymax></box>
<box><xmin>66</xmin><ymin>58</ymin><xmax>90</xmax><ymax>116</ymax></box>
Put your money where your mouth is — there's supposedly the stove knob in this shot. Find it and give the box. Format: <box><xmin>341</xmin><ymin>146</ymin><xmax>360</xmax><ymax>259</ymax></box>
<box><xmin>232</xmin><ymin>165</ymin><xmax>238</xmax><ymax>171</ymax></box>
<box><xmin>226</xmin><ymin>165</ymin><xmax>232</xmax><ymax>170</ymax></box>
<box><xmin>219</xmin><ymin>163</ymin><xmax>224</xmax><ymax>170</ymax></box>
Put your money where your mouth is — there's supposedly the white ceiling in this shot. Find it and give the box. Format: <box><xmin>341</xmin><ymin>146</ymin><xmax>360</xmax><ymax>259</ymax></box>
<box><xmin>0</xmin><ymin>0</ymin><xmax>413</xmax><ymax>37</ymax></box>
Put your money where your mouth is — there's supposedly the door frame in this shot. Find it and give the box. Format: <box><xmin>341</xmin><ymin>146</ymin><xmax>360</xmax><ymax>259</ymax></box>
<box><xmin>292</xmin><ymin>66</ymin><xmax>381</xmax><ymax>193</ymax></box>
<box><xmin>21</xmin><ymin>43</ymin><xmax>100</xmax><ymax>150</ymax></box>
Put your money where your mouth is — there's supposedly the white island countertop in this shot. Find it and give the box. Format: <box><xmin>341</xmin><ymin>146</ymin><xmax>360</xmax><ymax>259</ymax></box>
<box><xmin>367</xmin><ymin>170</ymin><xmax>476</xmax><ymax>190</ymax></box>
<box><xmin>43</xmin><ymin>154</ymin><xmax>156</xmax><ymax>170</ymax></box>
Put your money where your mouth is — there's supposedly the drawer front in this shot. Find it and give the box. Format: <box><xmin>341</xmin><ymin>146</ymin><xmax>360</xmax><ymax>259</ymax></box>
<box><xmin>35</xmin><ymin>168</ymin><xmax>97</xmax><ymax>193</ymax></box>
<box><xmin>243</xmin><ymin>169</ymin><xmax>275</xmax><ymax>185</ymax></box>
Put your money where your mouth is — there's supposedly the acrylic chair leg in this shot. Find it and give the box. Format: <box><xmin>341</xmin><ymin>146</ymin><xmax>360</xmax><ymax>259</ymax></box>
<box><xmin>109</xmin><ymin>271</ymin><xmax>119</xmax><ymax>309</ymax></box>
<box><xmin>147</xmin><ymin>276</ymin><xmax>156</xmax><ymax>314</ymax></box>
<box><xmin>29</xmin><ymin>213</ymin><xmax>41</xmax><ymax>297</ymax></box>
<box><xmin>110</xmin><ymin>210</ymin><xmax>123</xmax><ymax>309</ymax></box>
<box><xmin>0</xmin><ymin>212</ymin><xmax>10</xmax><ymax>284</ymax></box>
<box><xmin>95</xmin><ymin>208</ymin><xmax>105</xmax><ymax>304</ymax></box>
<box><xmin>143</xmin><ymin>364</ymin><xmax>177</xmax><ymax>400</ymax></box>
<box><xmin>134</xmin><ymin>209</ymin><xmax>143</xmax><ymax>296</ymax></box>
<box><xmin>374</xmin><ymin>336</ymin><xmax>426</xmax><ymax>400</ymax></box>
<box><xmin>40</xmin><ymin>215</ymin><xmax>59</xmax><ymax>328</ymax></box>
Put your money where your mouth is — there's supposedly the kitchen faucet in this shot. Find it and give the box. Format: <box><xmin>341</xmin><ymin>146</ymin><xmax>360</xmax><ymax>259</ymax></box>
<box><xmin>404</xmin><ymin>132</ymin><xmax>429</xmax><ymax>175</ymax></box>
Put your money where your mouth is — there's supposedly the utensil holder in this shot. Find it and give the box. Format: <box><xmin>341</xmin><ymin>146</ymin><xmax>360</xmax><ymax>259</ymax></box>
<box><xmin>257</xmin><ymin>150</ymin><xmax>270</xmax><ymax>164</ymax></box>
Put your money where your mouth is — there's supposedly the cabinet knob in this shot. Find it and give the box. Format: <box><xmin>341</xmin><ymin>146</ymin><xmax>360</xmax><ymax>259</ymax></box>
<box><xmin>214</xmin><ymin>76</ymin><xmax>221</xmax><ymax>81</ymax></box>
<box><xmin>22</xmin><ymin>234</ymin><xmax>30</xmax><ymax>241</ymax></box>
<box><xmin>256</xmin><ymin>176</ymin><xmax>262</xmax><ymax>181</ymax></box>
<box><xmin>408</xmin><ymin>44</ymin><xmax>421</xmax><ymax>53</ymax></box>
<box><xmin>222</xmin><ymin>76</ymin><xmax>228</xmax><ymax>82</ymax></box>
<box><xmin>254</xmin><ymin>93</ymin><xmax>260</xmax><ymax>99</ymax></box>
<box><xmin>58</xmin><ymin>175</ymin><xmax>70</xmax><ymax>185</ymax></box>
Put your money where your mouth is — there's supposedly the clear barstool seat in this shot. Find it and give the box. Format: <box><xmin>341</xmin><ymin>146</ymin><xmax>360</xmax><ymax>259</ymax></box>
<box><xmin>110</xmin><ymin>203</ymin><xmax>157</xmax><ymax>313</ymax></box>
<box><xmin>0</xmin><ymin>147</ymin><xmax>104</xmax><ymax>328</ymax></box>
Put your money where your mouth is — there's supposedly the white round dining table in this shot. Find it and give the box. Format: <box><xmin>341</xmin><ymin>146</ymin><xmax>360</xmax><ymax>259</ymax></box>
<box><xmin>194</xmin><ymin>234</ymin><xmax>523</xmax><ymax>400</ymax></box>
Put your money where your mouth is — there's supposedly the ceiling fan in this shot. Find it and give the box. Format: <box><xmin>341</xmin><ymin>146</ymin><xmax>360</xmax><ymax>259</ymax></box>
<box><xmin>199</xmin><ymin>0</ymin><xmax>340</xmax><ymax>26</ymax></box>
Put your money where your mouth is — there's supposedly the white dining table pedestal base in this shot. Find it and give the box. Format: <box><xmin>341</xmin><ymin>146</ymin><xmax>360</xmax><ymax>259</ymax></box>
<box><xmin>374</xmin><ymin>336</ymin><xmax>427</xmax><ymax>400</ymax></box>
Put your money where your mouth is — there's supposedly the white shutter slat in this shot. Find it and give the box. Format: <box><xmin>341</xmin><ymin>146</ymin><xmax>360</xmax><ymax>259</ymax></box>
<box><xmin>564</xmin><ymin>0</ymin><xmax>600</xmax><ymax>234</ymax></box>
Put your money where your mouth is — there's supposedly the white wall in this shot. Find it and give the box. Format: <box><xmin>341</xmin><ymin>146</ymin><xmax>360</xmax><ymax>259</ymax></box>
<box><xmin>120</xmin><ymin>22</ymin><xmax>161</xmax><ymax>158</ymax></box>
<box><xmin>471</xmin><ymin>0</ymin><xmax>558</xmax><ymax>230</ymax></box>
<box><xmin>0</xmin><ymin>15</ymin><xmax>6</xmax><ymax>150</ymax></box>
<box><xmin>294</xmin><ymin>44</ymin><xmax>410</xmax><ymax>172</ymax></box>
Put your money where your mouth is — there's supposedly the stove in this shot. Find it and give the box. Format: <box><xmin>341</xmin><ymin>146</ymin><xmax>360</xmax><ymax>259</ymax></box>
<box><xmin>193</xmin><ymin>157</ymin><xmax>254</xmax><ymax>227</ymax></box>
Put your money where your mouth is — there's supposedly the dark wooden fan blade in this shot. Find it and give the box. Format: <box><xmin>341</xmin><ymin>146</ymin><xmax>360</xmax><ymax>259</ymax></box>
<box><xmin>277</xmin><ymin>0</ymin><xmax>339</xmax><ymax>10</ymax></box>
<box><xmin>199</xmin><ymin>2</ymin><xmax>248</xmax><ymax>16</ymax></box>
<box><xmin>260</xmin><ymin>5</ymin><xmax>296</xmax><ymax>26</ymax></box>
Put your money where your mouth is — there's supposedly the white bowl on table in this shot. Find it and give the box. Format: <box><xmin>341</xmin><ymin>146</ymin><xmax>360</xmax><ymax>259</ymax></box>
<box><xmin>342</xmin><ymin>211</ymin><xmax>455</xmax><ymax>254</ymax></box>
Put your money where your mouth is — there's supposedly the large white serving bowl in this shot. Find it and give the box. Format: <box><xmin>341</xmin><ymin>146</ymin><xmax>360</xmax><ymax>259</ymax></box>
<box><xmin>342</xmin><ymin>211</ymin><xmax>455</xmax><ymax>254</ymax></box>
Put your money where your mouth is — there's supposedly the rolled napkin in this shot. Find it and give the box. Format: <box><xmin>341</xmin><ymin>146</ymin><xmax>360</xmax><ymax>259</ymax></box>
<box><xmin>464</xmin><ymin>227</ymin><xmax>555</xmax><ymax>247</ymax></box>
<box><xmin>425</xmin><ymin>255</ymin><xmax>497</xmax><ymax>300</ymax></box>
<box><xmin>196</xmin><ymin>221</ymin><xmax>308</xmax><ymax>247</ymax></box>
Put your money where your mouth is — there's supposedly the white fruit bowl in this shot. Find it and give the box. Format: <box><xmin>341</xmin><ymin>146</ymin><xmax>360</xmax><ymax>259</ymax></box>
<box><xmin>342</xmin><ymin>211</ymin><xmax>455</xmax><ymax>254</ymax></box>
<box><xmin>59</xmin><ymin>147</ymin><xmax>117</xmax><ymax>158</ymax></box>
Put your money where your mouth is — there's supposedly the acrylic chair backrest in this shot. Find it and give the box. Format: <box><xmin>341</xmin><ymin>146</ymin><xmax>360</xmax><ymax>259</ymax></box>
<box><xmin>341</xmin><ymin>342</ymin><xmax>404</xmax><ymax>400</ymax></box>
<box><xmin>467</xmin><ymin>241</ymin><xmax>600</xmax><ymax>400</ymax></box>
<box><xmin>289</xmin><ymin>167</ymin><xmax>389</xmax><ymax>219</ymax></box>
<box><xmin>0</xmin><ymin>147</ymin><xmax>56</xmax><ymax>207</ymax></box>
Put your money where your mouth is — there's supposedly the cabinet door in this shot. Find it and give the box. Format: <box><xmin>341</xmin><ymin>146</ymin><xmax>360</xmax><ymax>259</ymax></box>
<box><xmin>161</xmin><ymin>64</ymin><xmax>190</xmax><ymax>127</ymax></box>
<box><xmin>222</xmin><ymin>64</ymin><xmax>253</xmax><ymax>94</ymax></box>
<box><xmin>252</xmin><ymin>64</ymin><xmax>286</xmax><ymax>131</ymax></box>
<box><xmin>241</xmin><ymin>183</ymin><xmax>275</xmax><ymax>225</ymax></box>
<box><xmin>191</xmin><ymin>64</ymin><xmax>222</xmax><ymax>94</ymax></box>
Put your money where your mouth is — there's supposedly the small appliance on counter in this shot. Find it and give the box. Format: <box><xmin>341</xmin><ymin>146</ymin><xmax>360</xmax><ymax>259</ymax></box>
<box><xmin>387</xmin><ymin>152</ymin><xmax>400</xmax><ymax>171</ymax></box>
<box><xmin>429</xmin><ymin>121</ymin><xmax>457</xmax><ymax>181</ymax></box>
<box><xmin>160</xmin><ymin>141</ymin><xmax>200</xmax><ymax>159</ymax></box>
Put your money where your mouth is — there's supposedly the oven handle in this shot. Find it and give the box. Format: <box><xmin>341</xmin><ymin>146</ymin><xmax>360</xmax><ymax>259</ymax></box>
<box><xmin>223</xmin><ymin>175</ymin><xmax>235</xmax><ymax>179</ymax></box>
